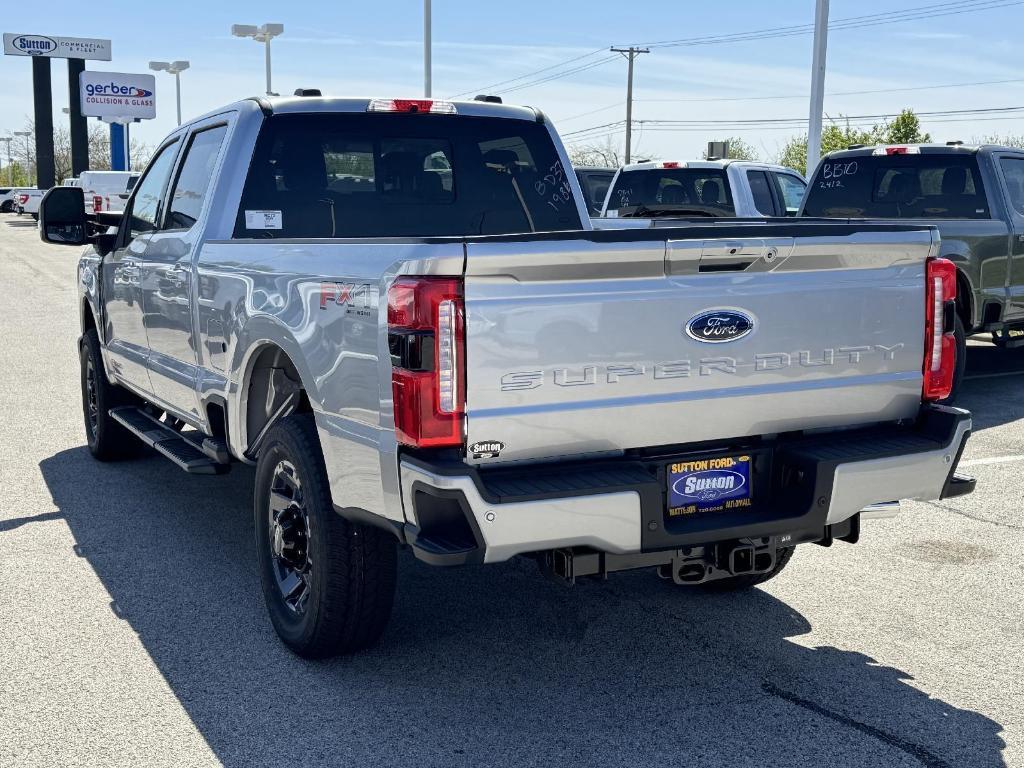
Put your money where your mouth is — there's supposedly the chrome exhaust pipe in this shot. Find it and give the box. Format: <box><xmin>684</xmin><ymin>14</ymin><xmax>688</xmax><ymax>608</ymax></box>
<box><xmin>859</xmin><ymin>501</ymin><xmax>900</xmax><ymax>520</ymax></box>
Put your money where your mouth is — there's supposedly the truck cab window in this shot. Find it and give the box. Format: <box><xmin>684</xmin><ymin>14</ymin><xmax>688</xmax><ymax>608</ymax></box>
<box><xmin>166</xmin><ymin>125</ymin><xmax>228</xmax><ymax>231</ymax></box>
<box><xmin>128</xmin><ymin>140</ymin><xmax>180</xmax><ymax>237</ymax></box>
<box><xmin>999</xmin><ymin>157</ymin><xmax>1024</xmax><ymax>215</ymax></box>
<box><xmin>773</xmin><ymin>173</ymin><xmax>806</xmax><ymax>215</ymax></box>
<box><xmin>746</xmin><ymin>170</ymin><xmax>776</xmax><ymax>216</ymax></box>
<box><xmin>234</xmin><ymin>113</ymin><xmax>581</xmax><ymax>238</ymax></box>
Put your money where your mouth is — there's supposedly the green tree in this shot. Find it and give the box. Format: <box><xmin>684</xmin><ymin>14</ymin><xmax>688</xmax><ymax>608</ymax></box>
<box><xmin>702</xmin><ymin>137</ymin><xmax>759</xmax><ymax>161</ymax></box>
<box><xmin>777</xmin><ymin>119</ymin><xmax>881</xmax><ymax>176</ymax></box>
<box><xmin>880</xmin><ymin>109</ymin><xmax>931</xmax><ymax>144</ymax></box>
<box><xmin>776</xmin><ymin>108</ymin><xmax>931</xmax><ymax>176</ymax></box>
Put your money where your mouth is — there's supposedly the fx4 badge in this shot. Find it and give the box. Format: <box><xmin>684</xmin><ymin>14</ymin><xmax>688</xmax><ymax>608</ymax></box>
<box><xmin>686</xmin><ymin>309</ymin><xmax>754</xmax><ymax>343</ymax></box>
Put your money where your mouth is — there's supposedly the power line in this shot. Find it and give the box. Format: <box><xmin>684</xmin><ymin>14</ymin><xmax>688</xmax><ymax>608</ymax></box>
<box><xmin>636</xmin><ymin>77</ymin><xmax>1024</xmax><ymax>104</ymax></box>
<box><xmin>448</xmin><ymin>46</ymin><xmax>608</xmax><ymax>98</ymax></box>
<box><xmin>450</xmin><ymin>0</ymin><xmax>1020</xmax><ymax>101</ymax></box>
<box><xmin>556</xmin><ymin>102</ymin><xmax>623</xmax><ymax>123</ymax></box>
<box><xmin>639</xmin><ymin>104</ymin><xmax>1024</xmax><ymax>127</ymax></box>
<box><xmin>562</xmin><ymin>105</ymin><xmax>1024</xmax><ymax>143</ymax></box>
<box><xmin>498</xmin><ymin>56</ymin><xmax>618</xmax><ymax>95</ymax></box>
<box><xmin>632</xmin><ymin>0</ymin><xmax>1022</xmax><ymax>49</ymax></box>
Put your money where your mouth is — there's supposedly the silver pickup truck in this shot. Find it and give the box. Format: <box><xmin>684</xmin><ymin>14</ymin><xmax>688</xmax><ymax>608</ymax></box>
<box><xmin>39</xmin><ymin>94</ymin><xmax>974</xmax><ymax>658</ymax></box>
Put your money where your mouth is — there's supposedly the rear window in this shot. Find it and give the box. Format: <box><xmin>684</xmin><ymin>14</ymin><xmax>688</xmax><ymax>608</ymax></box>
<box><xmin>576</xmin><ymin>170</ymin><xmax>614</xmax><ymax>213</ymax></box>
<box><xmin>233</xmin><ymin>113</ymin><xmax>581</xmax><ymax>238</ymax></box>
<box><xmin>803</xmin><ymin>154</ymin><xmax>989</xmax><ymax>219</ymax></box>
<box><xmin>605</xmin><ymin>168</ymin><xmax>735</xmax><ymax>216</ymax></box>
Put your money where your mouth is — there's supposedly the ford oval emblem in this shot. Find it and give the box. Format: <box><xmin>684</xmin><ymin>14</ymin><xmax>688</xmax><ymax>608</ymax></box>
<box><xmin>685</xmin><ymin>309</ymin><xmax>754</xmax><ymax>343</ymax></box>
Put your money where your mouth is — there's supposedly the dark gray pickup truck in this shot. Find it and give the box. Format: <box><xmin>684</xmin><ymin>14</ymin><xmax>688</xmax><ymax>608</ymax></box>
<box><xmin>801</xmin><ymin>143</ymin><xmax>1024</xmax><ymax>396</ymax></box>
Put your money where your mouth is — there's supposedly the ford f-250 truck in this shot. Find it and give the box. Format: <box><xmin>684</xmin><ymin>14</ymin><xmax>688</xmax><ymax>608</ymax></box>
<box><xmin>39</xmin><ymin>94</ymin><xmax>975</xmax><ymax>658</ymax></box>
<box><xmin>801</xmin><ymin>143</ymin><xmax>1024</xmax><ymax>398</ymax></box>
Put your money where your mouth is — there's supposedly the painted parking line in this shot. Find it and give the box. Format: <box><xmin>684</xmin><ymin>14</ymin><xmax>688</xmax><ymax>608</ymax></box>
<box><xmin>959</xmin><ymin>454</ymin><xmax>1024</xmax><ymax>468</ymax></box>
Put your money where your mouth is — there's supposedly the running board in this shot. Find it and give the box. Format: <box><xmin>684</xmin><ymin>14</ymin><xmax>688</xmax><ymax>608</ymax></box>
<box><xmin>109</xmin><ymin>406</ymin><xmax>231</xmax><ymax>475</ymax></box>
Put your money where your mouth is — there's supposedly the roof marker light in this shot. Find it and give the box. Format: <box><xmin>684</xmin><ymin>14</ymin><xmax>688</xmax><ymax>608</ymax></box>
<box><xmin>367</xmin><ymin>98</ymin><xmax>457</xmax><ymax>114</ymax></box>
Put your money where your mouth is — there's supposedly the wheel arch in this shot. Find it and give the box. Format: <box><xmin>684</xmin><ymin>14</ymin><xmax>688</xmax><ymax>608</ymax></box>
<box><xmin>234</xmin><ymin>338</ymin><xmax>317</xmax><ymax>462</ymax></box>
<box><xmin>953</xmin><ymin>264</ymin><xmax>975</xmax><ymax>331</ymax></box>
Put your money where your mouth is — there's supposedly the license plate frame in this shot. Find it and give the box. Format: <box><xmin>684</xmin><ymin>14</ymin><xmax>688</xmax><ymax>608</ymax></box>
<box><xmin>667</xmin><ymin>454</ymin><xmax>753</xmax><ymax>517</ymax></box>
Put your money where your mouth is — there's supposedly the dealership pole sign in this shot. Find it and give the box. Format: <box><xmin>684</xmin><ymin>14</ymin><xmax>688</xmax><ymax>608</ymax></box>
<box><xmin>80</xmin><ymin>72</ymin><xmax>156</xmax><ymax>120</ymax></box>
<box><xmin>3</xmin><ymin>33</ymin><xmax>111</xmax><ymax>60</ymax></box>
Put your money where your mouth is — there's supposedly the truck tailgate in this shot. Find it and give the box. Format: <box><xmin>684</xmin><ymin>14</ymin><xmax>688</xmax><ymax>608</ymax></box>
<box><xmin>463</xmin><ymin>227</ymin><xmax>936</xmax><ymax>464</ymax></box>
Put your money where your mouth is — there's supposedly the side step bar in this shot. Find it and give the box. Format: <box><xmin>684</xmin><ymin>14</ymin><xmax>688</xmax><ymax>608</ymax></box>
<box><xmin>109</xmin><ymin>406</ymin><xmax>231</xmax><ymax>475</ymax></box>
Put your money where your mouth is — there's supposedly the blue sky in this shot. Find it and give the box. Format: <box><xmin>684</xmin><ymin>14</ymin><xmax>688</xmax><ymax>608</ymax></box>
<box><xmin>2</xmin><ymin>0</ymin><xmax>1023</xmax><ymax>163</ymax></box>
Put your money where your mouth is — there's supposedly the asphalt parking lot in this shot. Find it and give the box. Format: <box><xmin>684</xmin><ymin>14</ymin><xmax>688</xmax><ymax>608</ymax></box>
<box><xmin>0</xmin><ymin>213</ymin><xmax>1021</xmax><ymax>768</ymax></box>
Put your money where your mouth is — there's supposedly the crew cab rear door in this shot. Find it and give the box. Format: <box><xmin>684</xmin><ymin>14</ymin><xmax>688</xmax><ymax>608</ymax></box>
<box><xmin>142</xmin><ymin>117</ymin><xmax>231</xmax><ymax>419</ymax></box>
<box><xmin>993</xmin><ymin>152</ymin><xmax>1024</xmax><ymax>319</ymax></box>
<box><xmin>462</xmin><ymin>225</ymin><xmax>934</xmax><ymax>465</ymax></box>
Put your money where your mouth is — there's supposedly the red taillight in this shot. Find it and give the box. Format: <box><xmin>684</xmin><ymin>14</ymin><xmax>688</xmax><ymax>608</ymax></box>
<box><xmin>661</xmin><ymin>161</ymin><xmax>680</xmax><ymax>169</ymax></box>
<box><xmin>93</xmin><ymin>195</ymin><xmax>103</xmax><ymax>212</ymax></box>
<box><xmin>388</xmin><ymin>277</ymin><xmax>465</xmax><ymax>448</ymax></box>
<box><xmin>18</xmin><ymin>194</ymin><xmax>28</xmax><ymax>204</ymax></box>
<box><xmin>923</xmin><ymin>257</ymin><xmax>957</xmax><ymax>401</ymax></box>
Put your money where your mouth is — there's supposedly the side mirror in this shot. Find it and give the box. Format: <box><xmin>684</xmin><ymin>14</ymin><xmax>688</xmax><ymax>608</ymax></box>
<box><xmin>39</xmin><ymin>186</ymin><xmax>87</xmax><ymax>246</ymax></box>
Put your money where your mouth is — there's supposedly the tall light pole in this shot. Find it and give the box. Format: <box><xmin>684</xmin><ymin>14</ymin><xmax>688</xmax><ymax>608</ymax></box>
<box><xmin>13</xmin><ymin>131</ymin><xmax>32</xmax><ymax>185</ymax></box>
<box><xmin>610</xmin><ymin>47</ymin><xmax>649</xmax><ymax>165</ymax></box>
<box><xmin>806</xmin><ymin>0</ymin><xmax>830</xmax><ymax>176</ymax></box>
<box><xmin>232</xmin><ymin>23</ymin><xmax>284</xmax><ymax>96</ymax></box>
<box><xmin>424</xmin><ymin>0</ymin><xmax>432</xmax><ymax>97</ymax></box>
<box><xmin>150</xmin><ymin>60</ymin><xmax>191</xmax><ymax>125</ymax></box>
<box><xmin>0</xmin><ymin>137</ymin><xmax>12</xmax><ymax>186</ymax></box>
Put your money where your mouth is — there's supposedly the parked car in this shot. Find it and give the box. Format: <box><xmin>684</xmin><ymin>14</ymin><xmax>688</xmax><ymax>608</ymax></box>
<box><xmin>79</xmin><ymin>170</ymin><xmax>140</xmax><ymax>214</ymax></box>
<box><xmin>0</xmin><ymin>187</ymin><xmax>17</xmax><ymax>213</ymax></box>
<box><xmin>801</xmin><ymin>142</ymin><xmax>1024</xmax><ymax>399</ymax></box>
<box><xmin>574</xmin><ymin>166</ymin><xmax>615</xmax><ymax>215</ymax></box>
<box><xmin>599</xmin><ymin>160</ymin><xmax>807</xmax><ymax>220</ymax></box>
<box><xmin>16</xmin><ymin>188</ymin><xmax>44</xmax><ymax>218</ymax></box>
<box><xmin>38</xmin><ymin>94</ymin><xmax>972</xmax><ymax>659</ymax></box>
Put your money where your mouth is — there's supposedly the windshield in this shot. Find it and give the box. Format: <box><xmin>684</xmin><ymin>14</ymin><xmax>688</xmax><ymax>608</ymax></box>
<box><xmin>803</xmin><ymin>154</ymin><xmax>989</xmax><ymax>218</ymax></box>
<box><xmin>605</xmin><ymin>168</ymin><xmax>735</xmax><ymax>216</ymax></box>
<box><xmin>234</xmin><ymin>113</ymin><xmax>581</xmax><ymax>238</ymax></box>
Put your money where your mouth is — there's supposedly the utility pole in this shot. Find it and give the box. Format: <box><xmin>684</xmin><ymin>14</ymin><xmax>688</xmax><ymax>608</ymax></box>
<box><xmin>424</xmin><ymin>0</ymin><xmax>432</xmax><ymax>97</ymax></box>
<box><xmin>806</xmin><ymin>0</ymin><xmax>830</xmax><ymax>176</ymax></box>
<box><xmin>611</xmin><ymin>46</ymin><xmax>649</xmax><ymax>164</ymax></box>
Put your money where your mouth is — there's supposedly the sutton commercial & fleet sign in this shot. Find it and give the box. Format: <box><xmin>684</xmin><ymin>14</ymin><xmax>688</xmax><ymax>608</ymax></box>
<box><xmin>3</xmin><ymin>33</ymin><xmax>111</xmax><ymax>61</ymax></box>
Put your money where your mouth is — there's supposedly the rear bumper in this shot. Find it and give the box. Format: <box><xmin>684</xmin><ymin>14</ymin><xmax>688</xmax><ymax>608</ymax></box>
<box><xmin>399</xmin><ymin>404</ymin><xmax>972</xmax><ymax>565</ymax></box>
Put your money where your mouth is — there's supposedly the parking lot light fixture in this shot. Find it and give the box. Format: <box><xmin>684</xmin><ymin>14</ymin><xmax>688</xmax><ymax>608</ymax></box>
<box><xmin>150</xmin><ymin>60</ymin><xmax>191</xmax><ymax>125</ymax></box>
<box><xmin>231</xmin><ymin>23</ymin><xmax>284</xmax><ymax>96</ymax></box>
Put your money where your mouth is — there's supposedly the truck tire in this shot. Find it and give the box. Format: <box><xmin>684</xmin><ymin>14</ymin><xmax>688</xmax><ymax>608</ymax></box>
<box><xmin>700</xmin><ymin>546</ymin><xmax>795</xmax><ymax>592</ymax></box>
<box><xmin>79</xmin><ymin>328</ymin><xmax>144</xmax><ymax>460</ymax></box>
<box><xmin>940</xmin><ymin>314</ymin><xmax>967</xmax><ymax>405</ymax></box>
<box><xmin>254</xmin><ymin>414</ymin><xmax>396</xmax><ymax>658</ymax></box>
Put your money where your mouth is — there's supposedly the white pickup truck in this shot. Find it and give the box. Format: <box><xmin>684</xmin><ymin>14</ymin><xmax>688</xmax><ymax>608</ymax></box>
<box><xmin>15</xmin><ymin>188</ymin><xmax>44</xmax><ymax>218</ymax></box>
<box><xmin>599</xmin><ymin>160</ymin><xmax>807</xmax><ymax>221</ymax></box>
<box><xmin>38</xmin><ymin>93</ymin><xmax>973</xmax><ymax>658</ymax></box>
